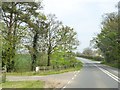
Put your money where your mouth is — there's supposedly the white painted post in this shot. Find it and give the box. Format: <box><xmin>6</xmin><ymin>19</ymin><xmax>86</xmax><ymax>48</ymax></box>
<box><xmin>36</xmin><ymin>66</ymin><xmax>39</xmax><ymax>72</ymax></box>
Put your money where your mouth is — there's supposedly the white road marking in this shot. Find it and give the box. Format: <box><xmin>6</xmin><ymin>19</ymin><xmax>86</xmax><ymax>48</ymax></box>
<box><xmin>99</xmin><ymin>67</ymin><xmax>120</xmax><ymax>83</ymax></box>
<box><xmin>94</xmin><ymin>64</ymin><xmax>120</xmax><ymax>83</ymax></box>
<box><xmin>61</xmin><ymin>70</ymin><xmax>81</xmax><ymax>90</ymax></box>
<box><xmin>74</xmin><ymin>74</ymin><xmax>77</xmax><ymax>77</ymax></box>
<box><xmin>72</xmin><ymin>77</ymin><xmax>74</xmax><ymax>80</ymax></box>
<box><xmin>61</xmin><ymin>86</ymin><xmax>66</xmax><ymax>90</ymax></box>
<box><xmin>67</xmin><ymin>81</ymin><xmax>71</xmax><ymax>84</ymax></box>
<box><xmin>62</xmin><ymin>57</ymin><xmax>119</xmax><ymax>90</ymax></box>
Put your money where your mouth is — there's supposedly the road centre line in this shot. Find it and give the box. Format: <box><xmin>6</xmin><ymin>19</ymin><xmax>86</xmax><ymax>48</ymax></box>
<box><xmin>72</xmin><ymin>77</ymin><xmax>74</xmax><ymax>80</ymax></box>
<box><xmin>74</xmin><ymin>74</ymin><xmax>77</xmax><ymax>77</ymax></box>
<box><xmin>61</xmin><ymin>70</ymin><xmax>81</xmax><ymax>90</ymax></box>
<box><xmin>68</xmin><ymin>81</ymin><xmax>71</xmax><ymax>84</ymax></box>
<box><xmin>62</xmin><ymin>86</ymin><xmax>66</xmax><ymax>89</ymax></box>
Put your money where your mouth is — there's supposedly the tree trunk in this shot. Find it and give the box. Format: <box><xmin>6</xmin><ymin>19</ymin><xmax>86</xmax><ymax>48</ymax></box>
<box><xmin>47</xmin><ymin>51</ymin><xmax>51</xmax><ymax>66</ymax></box>
<box><xmin>31</xmin><ymin>54</ymin><xmax>37</xmax><ymax>71</ymax></box>
<box><xmin>31</xmin><ymin>32</ymin><xmax>38</xmax><ymax>71</ymax></box>
<box><xmin>47</xmin><ymin>46</ymin><xmax>51</xmax><ymax>66</ymax></box>
<box><xmin>5</xmin><ymin>3</ymin><xmax>15</xmax><ymax>72</ymax></box>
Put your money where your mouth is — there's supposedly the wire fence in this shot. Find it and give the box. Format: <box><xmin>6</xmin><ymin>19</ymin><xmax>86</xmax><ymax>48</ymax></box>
<box><xmin>14</xmin><ymin>64</ymin><xmax>80</xmax><ymax>72</ymax></box>
<box><xmin>1</xmin><ymin>63</ymin><xmax>82</xmax><ymax>77</ymax></box>
<box><xmin>14</xmin><ymin>62</ymin><xmax>81</xmax><ymax>73</ymax></box>
<box><xmin>38</xmin><ymin>65</ymin><xmax>76</xmax><ymax>71</ymax></box>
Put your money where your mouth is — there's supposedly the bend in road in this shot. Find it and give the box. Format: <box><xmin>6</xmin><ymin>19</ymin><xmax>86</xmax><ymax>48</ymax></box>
<box><xmin>64</xmin><ymin>57</ymin><xmax>119</xmax><ymax>89</ymax></box>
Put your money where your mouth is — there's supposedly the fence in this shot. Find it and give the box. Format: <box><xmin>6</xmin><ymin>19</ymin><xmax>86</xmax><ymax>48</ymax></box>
<box><xmin>38</xmin><ymin>65</ymin><xmax>75</xmax><ymax>71</ymax></box>
<box><xmin>13</xmin><ymin>63</ymin><xmax>81</xmax><ymax>73</ymax></box>
<box><xmin>1</xmin><ymin>70</ymin><xmax>6</xmax><ymax>83</ymax></box>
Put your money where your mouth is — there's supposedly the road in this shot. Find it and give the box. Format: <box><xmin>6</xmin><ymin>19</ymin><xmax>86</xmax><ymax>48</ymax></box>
<box><xmin>63</xmin><ymin>57</ymin><xmax>120</xmax><ymax>89</ymax></box>
<box><xmin>7</xmin><ymin>71</ymin><xmax>76</xmax><ymax>88</ymax></box>
<box><xmin>6</xmin><ymin>57</ymin><xmax>119</xmax><ymax>89</ymax></box>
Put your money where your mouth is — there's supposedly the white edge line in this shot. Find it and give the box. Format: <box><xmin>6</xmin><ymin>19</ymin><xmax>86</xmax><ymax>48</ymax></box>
<box><xmin>94</xmin><ymin>64</ymin><xmax>120</xmax><ymax>83</ymax></box>
<box><xmin>100</xmin><ymin>68</ymin><xmax>119</xmax><ymax>79</ymax></box>
<box><xmin>99</xmin><ymin>68</ymin><xmax>120</xmax><ymax>83</ymax></box>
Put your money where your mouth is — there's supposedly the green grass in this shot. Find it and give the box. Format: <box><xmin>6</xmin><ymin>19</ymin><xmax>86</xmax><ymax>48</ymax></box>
<box><xmin>1</xmin><ymin>81</ymin><xmax>44</xmax><ymax>88</ymax></box>
<box><xmin>101</xmin><ymin>61</ymin><xmax>120</xmax><ymax>69</ymax></box>
<box><xmin>6</xmin><ymin>65</ymin><xmax>82</xmax><ymax>76</ymax></box>
<box><xmin>6</xmin><ymin>62</ymin><xmax>83</xmax><ymax>76</ymax></box>
<box><xmin>6</xmin><ymin>56</ymin><xmax>83</xmax><ymax>76</ymax></box>
<box><xmin>14</xmin><ymin>54</ymin><xmax>31</xmax><ymax>72</ymax></box>
<box><xmin>5</xmin><ymin>54</ymin><xmax>83</xmax><ymax>76</ymax></box>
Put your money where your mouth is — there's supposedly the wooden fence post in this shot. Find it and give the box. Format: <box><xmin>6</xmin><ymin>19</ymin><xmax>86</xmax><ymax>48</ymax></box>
<box><xmin>2</xmin><ymin>65</ymin><xmax>6</xmax><ymax>83</ymax></box>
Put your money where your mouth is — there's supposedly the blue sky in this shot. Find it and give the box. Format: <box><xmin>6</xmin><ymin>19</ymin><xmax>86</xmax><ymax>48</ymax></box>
<box><xmin>42</xmin><ymin>0</ymin><xmax>119</xmax><ymax>52</ymax></box>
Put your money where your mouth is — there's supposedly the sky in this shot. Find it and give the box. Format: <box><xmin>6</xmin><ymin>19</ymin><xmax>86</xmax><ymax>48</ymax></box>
<box><xmin>42</xmin><ymin>0</ymin><xmax>119</xmax><ymax>52</ymax></box>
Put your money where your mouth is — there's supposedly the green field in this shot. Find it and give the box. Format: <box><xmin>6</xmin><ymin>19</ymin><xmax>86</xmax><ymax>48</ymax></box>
<box><xmin>7</xmin><ymin>53</ymin><xmax>83</xmax><ymax>74</ymax></box>
<box><xmin>1</xmin><ymin>81</ymin><xmax>44</xmax><ymax>88</ymax></box>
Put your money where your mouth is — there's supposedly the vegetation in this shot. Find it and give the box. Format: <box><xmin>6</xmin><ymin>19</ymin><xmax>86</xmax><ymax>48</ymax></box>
<box><xmin>5</xmin><ymin>54</ymin><xmax>82</xmax><ymax>75</ymax></box>
<box><xmin>1</xmin><ymin>1</ymin><xmax>80</xmax><ymax>73</ymax></box>
<box><xmin>1</xmin><ymin>81</ymin><xmax>44</xmax><ymax>88</ymax></box>
<box><xmin>91</xmin><ymin>12</ymin><xmax>120</xmax><ymax>69</ymax></box>
<box><xmin>1</xmin><ymin>2</ymin><xmax>42</xmax><ymax>72</ymax></box>
<box><xmin>6</xmin><ymin>65</ymin><xmax>82</xmax><ymax>76</ymax></box>
<box><xmin>76</xmin><ymin>48</ymin><xmax>104</xmax><ymax>61</ymax></box>
<box><xmin>76</xmin><ymin>54</ymin><xmax>103</xmax><ymax>61</ymax></box>
<box><xmin>82</xmin><ymin>47</ymin><xmax>94</xmax><ymax>56</ymax></box>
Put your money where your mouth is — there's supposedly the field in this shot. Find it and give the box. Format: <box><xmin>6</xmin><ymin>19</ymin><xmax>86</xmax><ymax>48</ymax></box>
<box><xmin>1</xmin><ymin>81</ymin><xmax>44</xmax><ymax>88</ymax></box>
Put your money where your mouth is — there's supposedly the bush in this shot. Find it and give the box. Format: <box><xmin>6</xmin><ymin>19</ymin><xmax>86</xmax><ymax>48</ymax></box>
<box><xmin>14</xmin><ymin>54</ymin><xmax>31</xmax><ymax>72</ymax></box>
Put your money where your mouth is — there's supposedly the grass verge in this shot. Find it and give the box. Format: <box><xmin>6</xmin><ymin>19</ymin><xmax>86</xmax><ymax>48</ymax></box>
<box><xmin>1</xmin><ymin>80</ymin><xmax>44</xmax><ymax>88</ymax></box>
<box><xmin>101</xmin><ymin>61</ymin><xmax>119</xmax><ymax>69</ymax></box>
<box><xmin>6</xmin><ymin>65</ymin><xmax>82</xmax><ymax>76</ymax></box>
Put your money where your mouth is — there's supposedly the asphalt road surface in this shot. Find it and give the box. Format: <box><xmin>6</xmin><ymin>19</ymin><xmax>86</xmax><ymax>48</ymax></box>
<box><xmin>63</xmin><ymin>57</ymin><xmax>120</xmax><ymax>89</ymax></box>
<box><xmin>6</xmin><ymin>57</ymin><xmax>119</xmax><ymax>89</ymax></box>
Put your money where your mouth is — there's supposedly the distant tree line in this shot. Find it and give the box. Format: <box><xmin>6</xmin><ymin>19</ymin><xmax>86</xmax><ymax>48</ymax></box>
<box><xmin>76</xmin><ymin>47</ymin><xmax>104</xmax><ymax>61</ymax></box>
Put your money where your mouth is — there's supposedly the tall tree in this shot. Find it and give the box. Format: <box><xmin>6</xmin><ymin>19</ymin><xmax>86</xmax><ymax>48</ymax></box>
<box><xmin>92</xmin><ymin>12</ymin><xmax>119</xmax><ymax>68</ymax></box>
<box><xmin>51</xmin><ymin>25</ymin><xmax>79</xmax><ymax>66</ymax></box>
<box><xmin>25</xmin><ymin>14</ymin><xmax>48</xmax><ymax>71</ymax></box>
<box><xmin>45</xmin><ymin>14</ymin><xmax>62</xmax><ymax>66</ymax></box>
<box><xmin>1</xmin><ymin>2</ymin><xmax>42</xmax><ymax>72</ymax></box>
<box><xmin>58</xmin><ymin>26</ymin><xmax>79</xmax><ymax>52</ymax></box>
